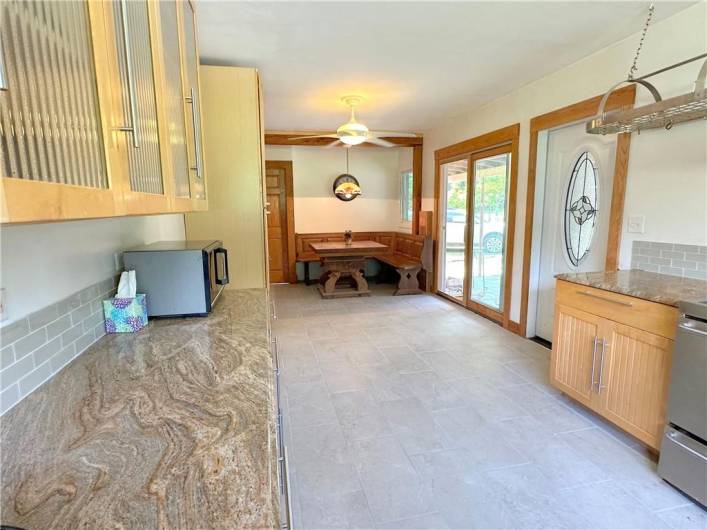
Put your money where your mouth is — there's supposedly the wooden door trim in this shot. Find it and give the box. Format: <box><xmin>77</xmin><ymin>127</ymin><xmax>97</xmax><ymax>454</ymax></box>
<box><xmin>519</xmin><ymin>85</ymin><xmax>636</xmax><ymax>337</ymax></box>
<box><xmin>433</xmin><ymin>124</ymin><xmax>520</xmax><ymax>331</ymax></box>
<box><xmin>265</xmin><ymin>160</ymin><xmax>296</xmax><ymax>283</ymax></box>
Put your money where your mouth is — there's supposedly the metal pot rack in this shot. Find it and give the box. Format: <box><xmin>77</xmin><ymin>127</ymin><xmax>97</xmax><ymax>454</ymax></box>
<box><xmin>587</xmin><ymin>53</ymin><xmax>707</xmax><ymax>135</ymax></box>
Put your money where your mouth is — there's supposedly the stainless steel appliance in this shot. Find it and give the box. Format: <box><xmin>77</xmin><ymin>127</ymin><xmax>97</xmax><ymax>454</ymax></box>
<box><xmin>658</xmin><ymin>300</ymin><xmax>707</xmax><ymax>506</ymax></box>
<box><xmin>123</xmin><ymin>240</ymin><xmax>229</xmax><ymax>317</ymax></box>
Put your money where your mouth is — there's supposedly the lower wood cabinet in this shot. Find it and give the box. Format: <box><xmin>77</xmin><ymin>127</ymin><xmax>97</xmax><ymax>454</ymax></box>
<box><xmin>551</xmin><ymin>280</ymin><xmax>678</xmax><ymax>450</ymax></box>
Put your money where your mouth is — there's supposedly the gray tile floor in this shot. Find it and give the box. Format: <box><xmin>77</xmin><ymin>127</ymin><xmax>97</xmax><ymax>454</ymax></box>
<box><xmin>272</xmin><ymin>284</ymin><xmax>705</xmax><ymax>530</ymax></box>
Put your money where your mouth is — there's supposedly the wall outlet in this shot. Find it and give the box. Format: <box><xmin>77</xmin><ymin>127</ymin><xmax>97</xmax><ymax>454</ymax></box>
<box><xmin>627</xmin><ymin>215</ymin><xmax>645</xmax><ymax>234</ymax></box>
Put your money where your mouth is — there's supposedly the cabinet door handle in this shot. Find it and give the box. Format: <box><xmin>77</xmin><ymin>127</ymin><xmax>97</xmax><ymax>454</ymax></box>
<box><xmin>597</xmin><ymin>339</ymin><xmax>608</xmax><ymax>392</ymax></box>
<box><xmin>115</xmin><ymin>0</ymin><xmax>140</xmax><ymax>148</ymax></box>
<box><xmin>590</xmin><ymin>336</ymin><xmax>599</xmax><ymax>391</ymax></box>
<box><xmin>185</xmin><ymin>88</ymin><xmax>202</xmax><ymax>178</ymax></box>
<box><xmin>0</xmin><ymin>32</ymin><xmax>8</xmax><ymax>91</ymax></box>
<box><xmin>577</xmin><ymin>290</ymin><xmax>633</xmax><ymax>307</ymax></box>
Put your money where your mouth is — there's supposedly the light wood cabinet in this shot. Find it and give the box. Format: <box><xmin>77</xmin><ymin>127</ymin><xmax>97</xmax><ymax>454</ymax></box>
<box><xmin>184</xmin><ymin>66</ymin><xmax>269</xmax><ymax>290</ymax></box>
<box><xmin>551</xmin><ymin>280</ymin><xmax>678</xmax><ymax>450</ymax></box>
<box><xmin>0</xmin><ymin>0</ymin><xmax>207</xmax><ymax>224</ymax></box>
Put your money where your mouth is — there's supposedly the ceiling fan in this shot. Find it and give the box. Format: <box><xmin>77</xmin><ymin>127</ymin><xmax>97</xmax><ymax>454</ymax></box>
<box><xmin>289</xmin><ymin>96</ymin><xmax>419</xmax><ymax>147</ymax></box>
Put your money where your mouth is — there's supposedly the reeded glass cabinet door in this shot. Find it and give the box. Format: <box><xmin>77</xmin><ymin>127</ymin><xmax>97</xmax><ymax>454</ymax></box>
<box><xmin>181</xmin><ymin>0</ymin><xmax>205</xmax><ymax>199</ymax></box>
<box><xmin>112</xmin><ymin>0</ymin><xmax>163</xmax><ymax>194</ymax></box>
<box><xmin>158</xmin><ymin>0</ymin><xmax>190</xmax><ymax>198</ymax></box>
<box><xmin>0</xmin><ymin>0</ymin><xmax>108</xmax><ymax>188</ymax></box>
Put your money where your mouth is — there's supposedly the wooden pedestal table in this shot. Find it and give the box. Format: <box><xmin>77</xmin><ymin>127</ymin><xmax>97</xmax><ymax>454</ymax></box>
<box><xmin>309</xmin><ymin>241</ymin><xmax>388</xmax><ymax>299</ymax></box>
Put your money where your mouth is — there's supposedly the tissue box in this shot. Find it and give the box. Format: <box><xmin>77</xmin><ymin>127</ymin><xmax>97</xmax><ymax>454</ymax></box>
<box><xmin>103</xmin><ymin>294</ymin><xmax>148</xmax><ymax>333</ymax></box>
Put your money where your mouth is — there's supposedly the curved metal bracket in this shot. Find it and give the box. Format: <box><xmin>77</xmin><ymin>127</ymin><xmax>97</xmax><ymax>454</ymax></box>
<box><xmin>596</xmin><ymin>78</ymin><xmax>662</xmax><ymax>117</ymax></box>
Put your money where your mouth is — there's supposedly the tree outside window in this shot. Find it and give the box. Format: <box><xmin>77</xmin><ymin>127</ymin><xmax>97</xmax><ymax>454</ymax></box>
<box><xmin>400</xmin><ymin>170</ymin><xmax>413</xmax><ymax>221</ymax></box>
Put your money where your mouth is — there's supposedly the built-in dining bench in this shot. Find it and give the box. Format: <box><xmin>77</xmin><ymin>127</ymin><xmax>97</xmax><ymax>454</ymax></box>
<box><xmin>295</xmin><ymin>231</ymin><xmax>433</xmax><ymax>294</ymax></box>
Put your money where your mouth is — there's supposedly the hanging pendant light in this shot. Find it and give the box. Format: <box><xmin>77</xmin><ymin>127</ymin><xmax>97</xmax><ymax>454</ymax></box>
<box><xmin>587</xmin><ymin>5</ymin><xmax>707</xmax><ymax>135</ymax></box>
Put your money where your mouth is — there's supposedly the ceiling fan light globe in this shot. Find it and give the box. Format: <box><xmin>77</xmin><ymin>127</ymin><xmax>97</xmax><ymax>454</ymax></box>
<box><xmin>340</xmin><ymin>135</ymin><xmax>367</xmax><ymax>145</ymax></box>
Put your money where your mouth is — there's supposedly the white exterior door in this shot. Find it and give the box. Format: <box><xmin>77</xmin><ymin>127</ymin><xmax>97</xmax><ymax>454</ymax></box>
<box><xmin>534</xmin><ymin>121</ymin><xmax>616</xmax><ymax>341</ymax></box>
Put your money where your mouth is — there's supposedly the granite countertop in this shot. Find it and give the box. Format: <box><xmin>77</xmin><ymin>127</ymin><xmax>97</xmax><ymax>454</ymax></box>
<box><xmin>0</xmin><ymin>290</ymin><xmax>278</xmax><ymax>530</ymax></box>
<box><xmin>556</xmin><ymin>269</ymin><xmax>707</xmax><ymax>307</ymax></box>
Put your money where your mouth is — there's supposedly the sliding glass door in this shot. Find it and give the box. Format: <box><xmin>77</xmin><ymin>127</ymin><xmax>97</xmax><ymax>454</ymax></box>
<box><xmin>469</xmin><ymin>149</ymin><xmax>510</xmax><ymax>312</ymax></box>
<box><xmin>438</xmin><ymin>159</ymin><xmax>468</xmax><ymax>299</ymax></box>
<box><xmin>437</xmin><ymin>146</ymin><xmax>512</xmax><ymax>320</ymax></box>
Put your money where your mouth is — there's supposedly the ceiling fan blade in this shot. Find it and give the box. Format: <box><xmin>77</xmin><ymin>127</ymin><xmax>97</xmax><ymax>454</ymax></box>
<box><xmin>324</xmin><ymin>140</ymin><xmax>342</xmax><ymax>148</ymax></box>
<box><xmin>287</xmin><ymin>133</ymin><xmax>339</xmax><ymax>140</ymax></box>
<box><xmin>369</xmin><ymin>131</ymin><xmax>419</xmax><ymax>138</ymax></box>
<box><xmin>366</xmin><ymin>137</ymin><xmax>396</xmax><ymax>148</ymax></box>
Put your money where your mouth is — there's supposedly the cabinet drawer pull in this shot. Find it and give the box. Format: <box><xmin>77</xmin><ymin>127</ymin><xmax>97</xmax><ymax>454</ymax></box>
<box><xmin>116</xmin><ymin>0</ymin><xmax>140</xmax><ymax>148</ymax></box>
<box><xmin>577</xmin><ymin>290</ymin><xmax>633</xmax><ymax>307</ymax></box>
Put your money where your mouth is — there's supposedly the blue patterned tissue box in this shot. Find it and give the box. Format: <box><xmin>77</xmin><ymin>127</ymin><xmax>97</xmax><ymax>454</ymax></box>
<box><xmin>103</xmin><ymin>294</ymin><xmax>148</xmax><ymax>333</ymax></box>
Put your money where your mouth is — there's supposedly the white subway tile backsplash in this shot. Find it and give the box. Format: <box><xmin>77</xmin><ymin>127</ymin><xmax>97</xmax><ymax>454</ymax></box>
<box><xmin>1</xmin><ymin>346</ymin><xmax>14</xmax><ymax>370</ymax></box>
<box><xmin>70</xmin><ymin>303</ymin><xmax>92</xmax><ymax>325</ymax></box>
<box><xmin>46</xmin><ymin>315</ymin><xmax>72</xmax><ymax>340</ymax></box>
<box><xmin>0</xmin><ymin>277</ymin><xmax>118</xmax><ymax>416</ymax></box>
<box><xmin>61</xmin><ymin>323</ymin><xmax>85</xmax><ymax>348</ymax></box>
<box><xmin>1</xmin><ymin>354</ymin><xmax>34</xmax><ymax>390</ymax></box>
<box><xmin>19</xmin><ymin>360</ymin><xmax>52</xmax><ymax>397</ymax></box>
<box><xmin>14</xmin><ymin>328</ymin><xmax>48</xmax><ymax>358</ymax></box>
<box><xmin>0</xmin><ymin>384</ymin><xmax>20</xmax><ymax>415</ymax></box>
<box><xmin>33</xmin><ymin>337</ymin><xmax>62</xmax><ymax>366</ymax></box>
<box><xmin>0</xmin><ymin>319</ymin><xmax>29</xmax><ymax>348</ymax></box>
<box><xmin>631</xmin><ymin>241</ymin><xmax>707</xmax><ymax>278</ymax></box>
<box><xmin>29</xmin><ymin>305</ymin><xmax>60</xmax><ymax>331</ymax></box>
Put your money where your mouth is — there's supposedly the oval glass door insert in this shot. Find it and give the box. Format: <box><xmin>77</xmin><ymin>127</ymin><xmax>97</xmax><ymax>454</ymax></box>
<box><xmin>564</xmin><ymin>151</ymin><xmax>599</xmax><ymax>267</ymax></box>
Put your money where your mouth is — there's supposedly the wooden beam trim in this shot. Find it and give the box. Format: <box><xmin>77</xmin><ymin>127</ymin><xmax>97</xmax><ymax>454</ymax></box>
<box><xmin>264</xmin><ymin>133</ymin><xmax>423</xmax><ymax>147</ymax></box>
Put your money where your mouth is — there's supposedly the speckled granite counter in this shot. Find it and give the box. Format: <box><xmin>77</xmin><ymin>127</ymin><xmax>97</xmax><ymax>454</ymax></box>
<box><xmin>556</xmin><ymin>270</ymin><xmax>707</xmax><ymax>307</ymax></box>
<box><xmin>0</xmin><ymin>290</ymin><xmax>278</xmax><ymax>530</ymax></box>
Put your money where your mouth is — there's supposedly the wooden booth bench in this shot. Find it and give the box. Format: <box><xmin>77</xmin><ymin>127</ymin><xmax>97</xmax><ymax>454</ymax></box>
<box><xmin>295</xmin><ymin>231</ymin><xmax>433</xmax><ymax>295</ymax></box>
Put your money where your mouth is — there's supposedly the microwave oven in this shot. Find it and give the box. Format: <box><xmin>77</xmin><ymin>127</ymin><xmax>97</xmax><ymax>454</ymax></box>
<box><xmin>123</xmin><ymin>240</ymin><xmax>229</xmax><ymax>317</ymax></box>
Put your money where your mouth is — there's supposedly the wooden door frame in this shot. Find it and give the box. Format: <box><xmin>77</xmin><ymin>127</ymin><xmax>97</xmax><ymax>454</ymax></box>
<box><xmin>433</xmin><ymin>123</ymin><xmax>520</xmax><ymax>331</ymax></box>
<box><xmin>519</xmin><ymin>85</ymin><xmax>636</xmax><ymax>337</ymax></box>
<box><xmin>265</xmin><ymin>160</ymin><xmax>296</xmax><ymax>283</ymax></box>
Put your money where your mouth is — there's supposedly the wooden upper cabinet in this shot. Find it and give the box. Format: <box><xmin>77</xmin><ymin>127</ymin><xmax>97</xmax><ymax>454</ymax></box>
<box><xmin>0</xmin><ymin>0</ymin><xmax>207</xmax><ymax>224</ymax></box>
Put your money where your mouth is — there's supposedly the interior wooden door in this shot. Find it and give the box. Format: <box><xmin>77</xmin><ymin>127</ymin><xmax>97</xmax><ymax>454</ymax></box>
<box><xmin>265</xmin><ymin>161</ymin><xmax>293</xmax><ymax>283</ymax></box>
<box><xmin>550</xmin><ymin>304</ymin><xmax>603</xmax><ymax>408</ymax></box>
<box><xmin>599</xmin><ymin>321</ymin><xmax>673</xmax><ymax>449</ymax></box>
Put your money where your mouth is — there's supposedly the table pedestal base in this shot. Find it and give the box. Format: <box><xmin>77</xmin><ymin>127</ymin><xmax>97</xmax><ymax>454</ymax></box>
<box><xmin>318</xmin><ymin>257</ymin><xmax>370</xmax><ymax>299</ymax></box>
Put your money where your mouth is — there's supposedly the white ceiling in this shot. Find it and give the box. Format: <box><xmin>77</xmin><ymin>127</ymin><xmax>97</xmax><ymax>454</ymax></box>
<box><xmin>197</xmin><ymin>1</ymin><xmax>693</xmax><ymax>133</ymax></box>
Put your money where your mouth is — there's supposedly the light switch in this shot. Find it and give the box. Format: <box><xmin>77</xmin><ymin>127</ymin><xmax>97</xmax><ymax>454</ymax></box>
<box><xmin>627</xmin><ymin>215</ymin><xmax>645</xmax><ymax>234</ymax></box>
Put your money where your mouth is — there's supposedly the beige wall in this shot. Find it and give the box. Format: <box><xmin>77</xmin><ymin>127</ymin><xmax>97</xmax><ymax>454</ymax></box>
<box><xmin>265</xmin><ymin>145</ymin><xmax>413</xmax><ymax>233</ymax></box>
<box><xmin>186</xmin><ymin>66</ymin><xmax>266</xmax><ymax>289</ymax></box>
<box><xmin>422</xmin><ymin>3</ymin><xmax>707</xmax><ymax>324</ymax></box>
